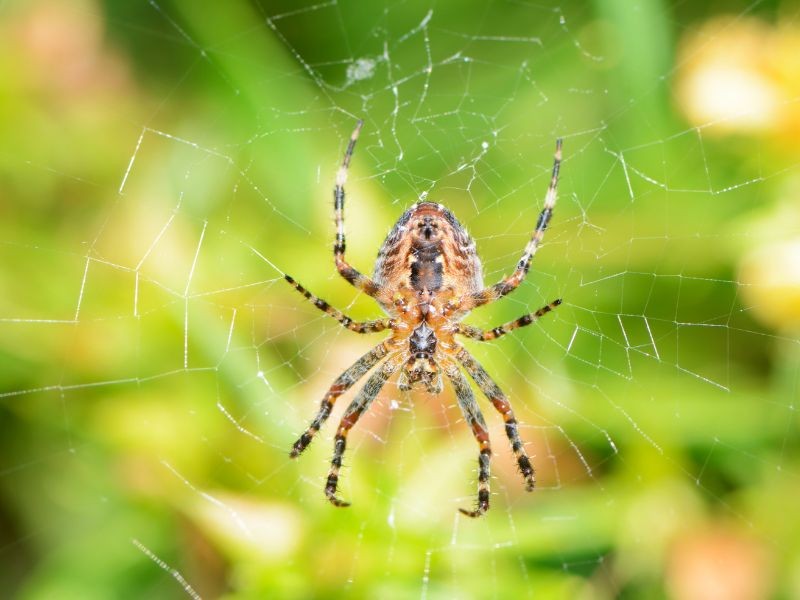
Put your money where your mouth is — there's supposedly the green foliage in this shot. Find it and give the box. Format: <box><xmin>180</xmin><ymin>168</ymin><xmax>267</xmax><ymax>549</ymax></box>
<box><xmin>1</xmin><ymin>0</ymin><xmax>798</xmax><ymax>598</ymax></box>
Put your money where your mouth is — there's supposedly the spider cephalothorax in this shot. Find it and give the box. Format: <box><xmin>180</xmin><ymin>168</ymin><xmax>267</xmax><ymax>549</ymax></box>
<box><xmin>285</xmin><ymin>121</ymin><xmax>562</xmax><ymax>516</ymax></box>
<box><xmin>398</xmin><ymin>323</ymin><xmax>441</xmax><ymax>393</ymax></box>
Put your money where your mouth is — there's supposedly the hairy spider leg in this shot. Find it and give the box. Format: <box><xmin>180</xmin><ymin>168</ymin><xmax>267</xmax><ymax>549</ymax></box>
<box><xmin>325</xmin><ymin>354</ymin><xmax>403</xmax><ymax>507</ymax></box>
<box><xmin>333</xmin><ymin>120</ymin><xmax>379</xmax><ymax>296</ymax></box>
<box><xmin>290</xmin><ymin>342</ymin><xmax>390</xmax><ymax>458</ymax></box>
<box><xmin>455</xmin><ymin>346</ymin><xmax>536</xmax><ymax>491</ymax></box>
<box><xmin>442</xmin><ymin>360</ymin><xmax>492</xmax><ymax>517</ymax></box>
<box><xmin>284</xmin><ymin>274</ymin><xmax>392</xmax><ymax>334</ymax></box>
<box><xmin>455</xmin><ymin>298</ymin><xmax>562</xmax><ymax>341</ymax></box>
<box><xmin>467</xmin><ymin>139</ymin><xmax>562</xmax><ymax>310</ymax></box>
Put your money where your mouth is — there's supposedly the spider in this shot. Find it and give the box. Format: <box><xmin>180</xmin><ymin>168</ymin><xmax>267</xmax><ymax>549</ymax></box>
<box><xmin>286</xmin><ymin>121</ymin><xmax>562</xmax><ymax>517</ymax></box>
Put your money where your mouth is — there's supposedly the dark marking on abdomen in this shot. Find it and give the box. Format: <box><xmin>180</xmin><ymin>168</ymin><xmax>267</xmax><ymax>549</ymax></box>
<box><xmin>410</xmin><ymin>244</ymin><xmax>443</xmax><ymax>292</ymax></box>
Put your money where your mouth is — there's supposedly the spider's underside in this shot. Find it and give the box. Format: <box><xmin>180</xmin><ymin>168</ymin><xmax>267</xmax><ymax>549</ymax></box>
<box><xmin>286</xmin><ymin>121</ymin><xmax>562</xmax><ymax>517</ymax></box>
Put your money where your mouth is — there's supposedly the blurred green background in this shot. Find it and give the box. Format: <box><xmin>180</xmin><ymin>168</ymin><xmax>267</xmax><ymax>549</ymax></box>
<box><xmin>1</xmin><ymin>0</ymin><xmax>799</xmax><ymax>598</ymax></box>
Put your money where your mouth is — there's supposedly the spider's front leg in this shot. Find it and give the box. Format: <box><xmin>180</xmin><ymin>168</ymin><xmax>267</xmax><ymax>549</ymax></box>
<box><xmin>290</xmin><ymin>341</ymin><xmax>390</xmax><ymax>457</ymax></box>
<box><xmin>465</xmin><ymin>139</ymin><xmax>562</xmax><ymax>312</ymax></box>
<box><xmin>455</xmin><ymin>345</ymin><xmax>536</xmax><ymax>491</ymax></box>
<box><xmin>442</xmin><ymin>360</ymin><xmax>492</xmax><ymax>517</ymax></box>
<box><xmin>332</xmin><ymin>120</ymin><xmax>380</xmax><ymax>298</ymax></box>
<box><xmin>325</xmin><ymin>354</ymin><xmax>403</xmax><ymax>507</ymax></box>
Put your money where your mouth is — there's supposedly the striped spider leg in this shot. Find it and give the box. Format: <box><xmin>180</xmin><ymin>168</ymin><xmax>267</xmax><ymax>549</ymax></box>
<box><xmin>454</xmin><ymin>345</ymin><xmax>536</xmax><ymax>495</ymax></box>
<box><xmin>332</xmin><ymin>119</ymin><xmax>380</xmax><ymax>298</ymax></box>
<box><xmin>289</xmin><ymin>341</ymin><xmax>393</xmax><ymax>458</ymax></box>
<box><xmin>441</xmin><ymin>358</ymin><xmax>492</xmax><ymax>517</ymax></box>
<box><xmin>454</xmin><ymin>298</ymin><xmax>562</xmax><ymax>341</ymax></box>
<box><xmin>324</xmin><ymin>354</ymin><xmax>404</xmax><ymax>506</ymax></box>
<box><xmin>284</xmin><ymin>274</ymin><xmax>392</xmax><ymax>334</ymax></box>
<box><xmin>453</xmin><ymin>138</ymin><xmax>563</xmax><ymax>315</ymax></box>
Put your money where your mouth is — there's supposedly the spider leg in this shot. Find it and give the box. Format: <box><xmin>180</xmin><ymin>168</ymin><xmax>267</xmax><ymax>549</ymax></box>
<box><xmin>333</xmin><ymin>120</ymin><xmax>379</xmax><ymax>297</ymax></box>
<box><xmin>454</xmin><ymin>345</ymin><xmax>536</xmax><ymax>491</ymax></box>
<box><xmin>455</xmin><ymin>298</ymin><xmax>561</xmax><ymax>341</ymax></box>
<box><xmin>325</xmin><ymin>354</ymin><xmax>403</xmax><ymax>507</ymax></box>
<box><xmin>466</xmin><ymin>139</ymin><xmax>561</xmax><ymax>311</ymax></box>
<box><xmin>290</xmin><ymin>342</ymin><xmax>390</xmax><ymax>457</ymax></box>
<box><xmin>284</xmin><ymin>274</ymin><xmax>392</xmax><ymax>334</ymax></box>
<box><xmin>441</xmin><ymin>359</ymin><xmax>492</xmax><ymax>517</ymax></box>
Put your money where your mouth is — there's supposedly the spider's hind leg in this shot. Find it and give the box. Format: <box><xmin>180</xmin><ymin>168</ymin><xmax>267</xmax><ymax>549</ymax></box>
<box><xmin>465</xmin><ymin>139</ymin><xmax>562</xmax><ymax>312</ymax></box>
<box><xmin>332</xmin><ymin>121</ymin><xmax>380</xmax><ymax>297</ymax></box>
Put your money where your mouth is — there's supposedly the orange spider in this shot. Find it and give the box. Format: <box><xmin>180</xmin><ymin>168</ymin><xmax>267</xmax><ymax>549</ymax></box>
<box><xmin>286</xmin><ymin>121</ymin><xmax>562</xmax><ymax>516</ymax></box>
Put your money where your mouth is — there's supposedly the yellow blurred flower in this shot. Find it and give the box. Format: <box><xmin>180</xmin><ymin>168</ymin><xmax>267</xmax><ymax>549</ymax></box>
<box><xmin>734</xmin><ymin>178</ymin><xmax>800</xmax><ymax>332</ymax></box>
<box><xmin>676</xmin><ymin>17</ymin><xmax>800</xmax><ymax>139</ymax></box>
<box><xmin>739</xmin><ymin>237</ymin><xmax>800</xmax><ymax>331</ymax></box>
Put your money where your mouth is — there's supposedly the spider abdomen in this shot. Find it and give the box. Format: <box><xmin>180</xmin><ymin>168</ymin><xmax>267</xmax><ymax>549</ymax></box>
<box><xmin>373</xmin><ymin>202</ymin><xmax>483</xmax><ymax>296</ymax></box>
<box><xmin>410</xmin><ymin>244</ymin><xmax>444</xmax><ymax>292</ymax></box>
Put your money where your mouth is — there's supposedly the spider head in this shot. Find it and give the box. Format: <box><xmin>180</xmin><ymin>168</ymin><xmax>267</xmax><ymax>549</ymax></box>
<box><xmin>398</xmin><ymin>323</ymin><xmax>443</xmax><ymax>393</ymax></box>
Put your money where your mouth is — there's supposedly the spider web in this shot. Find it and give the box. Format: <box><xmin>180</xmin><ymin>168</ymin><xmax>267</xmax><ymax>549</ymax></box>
<box><xmin>1</xmin><ymin>0</ymin><xmax>799</xmax><ymax>597</ymax></box>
